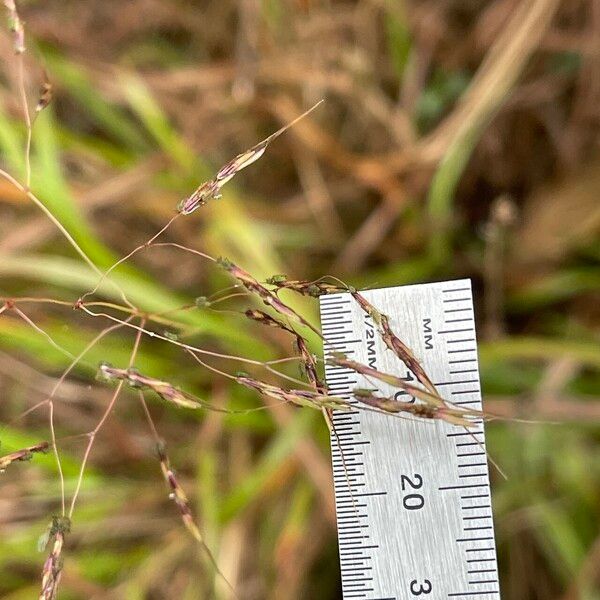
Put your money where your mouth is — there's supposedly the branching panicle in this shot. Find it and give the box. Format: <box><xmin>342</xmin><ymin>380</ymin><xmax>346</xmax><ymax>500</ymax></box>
<box><xmin>0</xmin><ymin>21</ymin><xmax>506</xmax><ymax>594</ymax></box>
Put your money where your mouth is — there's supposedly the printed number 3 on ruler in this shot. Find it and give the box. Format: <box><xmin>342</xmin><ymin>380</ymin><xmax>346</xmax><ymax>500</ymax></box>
<box><xmin>320</xmin><ymin>281</ymin><xmax>500</xmax><ymax>600</ymax></box>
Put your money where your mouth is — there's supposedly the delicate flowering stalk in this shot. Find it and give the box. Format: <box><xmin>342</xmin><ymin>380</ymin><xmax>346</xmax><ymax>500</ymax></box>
<box><xmin>0</xmin><ymin>441</ymin><xmax>49</xmax><ymax>472</ymax></box>
<box><xmin>236</xmin><ymin>375</ymin><xmax>351</xmax><ymax>411</ymax></box>
<box><xmin>178</xmin><ymin>101</ymin><xmax>323</xmax><ymax>214</ymax></box>
<box><xmin>353</xmin><ymin>389</ymin><xmax>480</xmax><ymax>427</ymax></box>
<box><xmin>266</xmin><ymin>274</ymin><xmax>352</xmax><ymax>297</ymax></box>
<box><xmin>39</xmin><ymin>516</ymin><xmax>70</xmax><ymax>600</ymax></box>
<box><xmin>328</xmin><ymin>353</ymin><xmax>445</xmax><ymax>408</ymax></box>
<box><xmin>155</xmin><ymin>442</ymin><xmax>234</xmax><ymax>593</ymax></box>
<box><xmin>351</xmin><ymin>292</ymin><xmax>438</xmax><ymax>396</ymax></box>
<box><xmin>219</xmin><ymin>258</ymin><xmax>322</xmax><ymax>337</ymax></box>
<box><xmin>97</xmin><ymin>363</ymin><xmax>206</xmax><ymax>410</ymax></box>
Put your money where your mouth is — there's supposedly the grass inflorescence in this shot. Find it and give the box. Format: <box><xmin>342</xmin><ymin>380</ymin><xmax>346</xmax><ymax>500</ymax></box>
<box><xmin>0</xmin><ymin>1</ymin><xmax>598</xmax><ymax>598</ymax></box>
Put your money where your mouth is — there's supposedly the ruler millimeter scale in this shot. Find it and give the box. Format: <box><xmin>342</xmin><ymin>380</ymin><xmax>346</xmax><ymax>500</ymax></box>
<box><xmin>320</xmin><ymin>281</ymin><xmax>500</xmax><ymax>600</ymax></box>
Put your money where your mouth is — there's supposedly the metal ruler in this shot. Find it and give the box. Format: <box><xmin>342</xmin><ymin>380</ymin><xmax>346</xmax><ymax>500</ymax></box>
<box><xmin>320</xmin><ymin>280</ymin><xmax>500</xmax><ymax>600</ymax></box>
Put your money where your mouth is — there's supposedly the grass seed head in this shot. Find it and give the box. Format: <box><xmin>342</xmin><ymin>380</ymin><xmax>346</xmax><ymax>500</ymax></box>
<box><xmin>268</xmin><ymin>276</ymin><xmax>350</xmax><ymax>297</ymax></box>
<box><xmin>155</xmin><ymin>442</ymin><xmax>234</xmax><ymax>593</ymax></box>
<box><xmin>353</xmin><ymin>388</ymin><xmax>476</xmax><ymax>427</ymax></box>
<box><xmin>36</xmin><ymin>75</ymin><xmax>52</xmax><ymax>112</ymax></box>
<box><xmin>265</xmin><ymin>274</ymin><xmax>288</xmax><ymax>285</ymax></box>
<box><xmin>236</xmin><ymin>375</ymin><xmax>349</xmax><ymax>411</ymax></box>
<box><xmin>351</xmin><ymin>292</ymin><xmax>438</xmax><ymax>396</ymax></box>
<box><xmin>0</xmin><ymin>441</ymin><xmax>50</xmax><ymax>472</ymax></box>
<box><xmin>328</xmin><ymin>354</ymin><xmax>445</xmax><ymax>408</ymax></box>
<box><xmin>244</xmin><ymin>309</ymin><xmax>294</xmax><ymax>333</ymax></box>
<box><xmin>97</xmin><ymin>363</ymin><xmax>202</xmax><ymax>409</ymax></box>
<box><xmin>156</xmin><ymin>442</ymin><xmax>200</xmax><ymax>530</ymax></box>
<box><xmin>215</xmin><ymin>141</ymin><xmax>268</xmax><ymax>185</ymax></box>
<box><xmin>177</xmin><ymin>179</ymin><xmax>221</xmax><ymax>215</ymax></box>
<box><xmin>220</xmin><ymin>259</ymin><xmax>321</xmax><ymax>335</ymax></box>
<box><xmin>195</xmin><ymin>296</ymin><xmax>210</xmax><ymax>308</ymax></box>
<box><xmin>3</xmin><ymin>0</ymin><xmax>25</xmax><ymax>54</ymax></box>
<box><xmin>295</xmin><ymin>335</ymin><xmax>326</xmax><ymax>393</ymax></box>
<box><xmin>39</xmin><ymin>516</ymin><xmax>70</xmax><ymax>600</ymax></box>
<box><xmin>178</xmin><ymin>102</ymin><xmax>322</xmax><ymax>215</ymax></box>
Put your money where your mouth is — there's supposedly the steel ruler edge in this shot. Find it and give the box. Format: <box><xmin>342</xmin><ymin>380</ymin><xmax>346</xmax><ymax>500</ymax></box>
<box><xmin>319</xmin><ymin>280</ymin><xmax>500</xmax><ymax>600</ymax></box>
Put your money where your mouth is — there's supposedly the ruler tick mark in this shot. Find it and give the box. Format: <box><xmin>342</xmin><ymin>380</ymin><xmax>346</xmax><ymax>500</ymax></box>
<box><xmin>448</xmin><ymin>591</ymin><xmax>499</xmax><ymax>597</ymax></box>
<box><xmin>439</xmin><ymin>483</ymin><xmax>490</xmax><ymax>490</ymax></box>
<box><xmin>443</xmin><ymin>297</ymin><xmax>472</xmax><ymax>303</ymax></box>
<box><xmin>439</xmin><ymin>328</ymin><xmax>474</xmax><ymax>334</ymax></box>
<box><xmin>467</xmin><ymin>558</ymin><xmax>496</xmax><ymax>563</ymax></box>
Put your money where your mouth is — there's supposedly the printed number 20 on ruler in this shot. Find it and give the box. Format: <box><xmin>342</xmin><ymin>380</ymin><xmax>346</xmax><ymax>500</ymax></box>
<box><xmin>320</xmin><ymin>281</ymin><xmax>500</xmax><ymax>600</ymax></box>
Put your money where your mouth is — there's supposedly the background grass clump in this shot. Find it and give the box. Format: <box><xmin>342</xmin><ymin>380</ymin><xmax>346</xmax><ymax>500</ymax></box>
<box><xmin>0</xmin><ymin>0</ymin><xmax>599</xmax><ymax>598</ymax></box>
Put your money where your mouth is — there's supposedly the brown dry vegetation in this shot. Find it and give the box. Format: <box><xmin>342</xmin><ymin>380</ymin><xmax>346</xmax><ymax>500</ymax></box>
<box><xmin>0</xmin><ymin>1</ymin><xmax>599</xmax><ymax>599</ymax></box>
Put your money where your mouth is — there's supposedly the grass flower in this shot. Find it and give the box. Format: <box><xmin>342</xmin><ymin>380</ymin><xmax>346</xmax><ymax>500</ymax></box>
<box><xmin>353</xmin><ymin>388</ymin><xmax>480</xmax><ymax>427</ymax></box>
<box><xmin>178</xmin><ymin>102</ymin><xmax>323</xmax><ymax>214</ymax></box>
<box><xmin>97</xmin><ymin>363</ymin><xmax>205</xmax><ymax>410</ymax></box>
<box><xmin>39</xmin><ymin>516</ymin><xmax>70</xmax><ymax>600</ymax></box>
<box><xmin>352</xmin><ymin>292</ymin><xmax>438</xmax><ymax>396</ymax></box>
<box><xmin>236</xmin><ymin>375</ymin><xmax>350</xmax><ymax>411</ymax></box>
<box><xmin>0</xmin><ymin>442</ymin><xmax>49</xmax><ymax>473</ymax></box>
<box><xmin>219</xmin><ymin>258</ymin><xmax>321</xmax><ymax>337</ymax></box>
